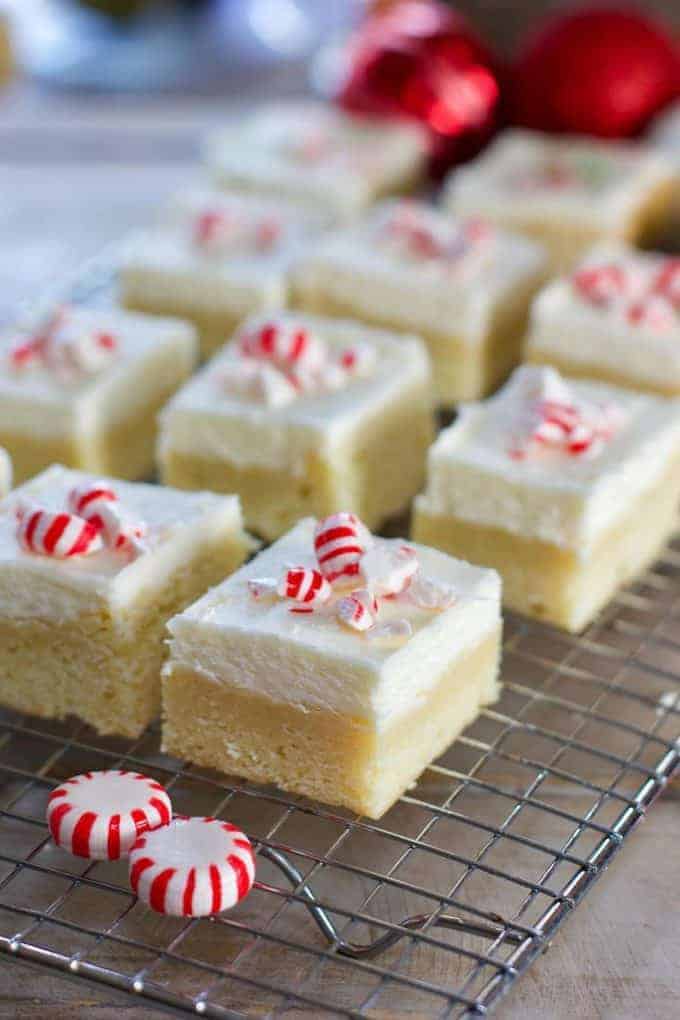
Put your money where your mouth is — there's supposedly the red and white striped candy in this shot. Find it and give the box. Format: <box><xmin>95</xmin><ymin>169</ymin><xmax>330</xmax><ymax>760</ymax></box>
<box><xmin>68</xmin><ymin>481</ymin><xmax>146</xmax><ymax>552</ymax></box>
<box><xmin>46</xmin><ymin>770</ymin><xmax>172</xmax><ymax>860</ymax></box>
<box><xmin>238</xmin><ymin>321</ymin><xmax>326</xmax><ymax>379</ymax></box>
<box><xmin>314</xmin><ymin>512</ymin><xmax>372</xmax><ymax>582</ymax></box>
<box><xmin>336</xmin><ymin>588</ymin><xmax>377</xmax><ymax>632</ymax></box>
<box><xmin>573</xmin><ymin>264</ymin><xmax>627</xmax><ymax>306</ymax></box>
<box><xmin>652</xmin><ymin>258</ymin><xmax>680</xmax><ymax>309</ymax></box>
<box><xmin>360</xmin><ymin>541</ymin><xmax>419</xmax><ymax>598</ymax></box>
<box><xmin>129</xmin><ymin>816</ymin><xmax>255</xmax><ymax>917</ymax></box>
<box><xmin>277</xmin><ymin>566</ymin><xmax>331</xmax><ymax>613</ymax></box>
<box><xmin>16</xmin><ymin>503</ymin><xmax>103</xmax><ymax>558</ymax></box>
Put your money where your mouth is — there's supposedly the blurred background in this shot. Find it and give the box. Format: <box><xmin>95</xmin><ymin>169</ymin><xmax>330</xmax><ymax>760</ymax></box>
<box><xmin>0</xmin><ymin>0</ymin><xmax>678</xmax><ymax>319</ymax></box>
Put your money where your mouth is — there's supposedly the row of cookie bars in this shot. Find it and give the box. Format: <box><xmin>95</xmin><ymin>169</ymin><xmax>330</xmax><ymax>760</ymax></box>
<box><xmin>0</xmin><ymin>101</ymin><xmax>679</xmax><ymax>822</ymax></box>
<box><xmin>0</xmin><ymin>466</ymin><xmax>501</xmax><ymax>819</ymax></box>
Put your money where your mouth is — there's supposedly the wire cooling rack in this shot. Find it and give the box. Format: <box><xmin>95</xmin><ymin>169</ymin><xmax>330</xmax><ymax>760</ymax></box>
<box><xmin>1</xmin><ymin>530</ymin><xmax>679</xmax><ymax>1019</ymax></box>
<box><xmin>1</xmin><ymin>257</ymin><xmax>680</xmax><ymax>1017</ymax></box>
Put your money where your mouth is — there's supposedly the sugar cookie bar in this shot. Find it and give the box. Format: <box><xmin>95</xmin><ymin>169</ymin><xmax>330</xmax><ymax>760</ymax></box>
<box><xmin>292</xmin><ymin>199</ymin><xmax>547</xmax><ymax>406</ymax></box>
<box><xmin>158</xmin><ymin>311</ymin><xmax>435</xmax><ymax>540</ymax></box>
<box><xmin>0</xmin><ymin>304</ymin><xmax>196</xmax><ymax>484</ymax></box>
<box><xmin>163</xmin><ymin>514</ymin><xmax>502</xmax><ymax>818</ymax></box>
<box><xmin>120</xmin><ymin>189</ymin><xmax>329</xmax><ymax>358</ymax></box>
<box><xmin>526</xmin><ymin>245</ymin><xmax>680</xmax><ymax>395</ymax></box>
<box><xmin>444</xmin><ymin>129</ymin><xmax>677</xmax><ymax>272</ymax></box>
<box><xmin>204</xmin><ymin>102</ymin><xmax>428</xmax><ymax>220</ymax></box>
<box><xmin>0</xmin><ymin>466</ymin><xmax>252</xmax><ymax>736</ymax></box>
<box><xmin>414</xmin><ymin>365</ymin><xmax>680</xmax><ymax>632</ymax></box>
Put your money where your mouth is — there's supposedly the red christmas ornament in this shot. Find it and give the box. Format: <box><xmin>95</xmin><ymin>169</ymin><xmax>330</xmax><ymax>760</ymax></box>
<box><xmin>338</xmin><ymin>1</ymin><xmax>503</xmax><ymax>177</ymax></box>
<box><xmin>512</xmin><ymin>5</ymin><xmax>680</xmax><ymax>138</ymax></box>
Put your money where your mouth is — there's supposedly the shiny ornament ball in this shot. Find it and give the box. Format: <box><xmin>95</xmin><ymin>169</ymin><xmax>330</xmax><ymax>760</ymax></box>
<box><xmin>338</xmin><ymin>1</ymin><xmax>503</xmax><ymax>177</ymax></box>
<box><xmin>512</xmin><ymin>5</ymin><xmax>680</xmax><ymax>138</ymax></box>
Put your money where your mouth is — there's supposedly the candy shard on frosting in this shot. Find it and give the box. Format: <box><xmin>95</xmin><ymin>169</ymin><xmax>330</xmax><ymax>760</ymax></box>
<box><xmin>507</xmin><ymin>366</ymin><xmax>625</xmax><ymax>460</ymax></box>
<box><xmin>336</xmin><ymin>587</ymin><xmax>376</xmax><ymax>632</ymax></box>
<box><xmin>360</xmin><ymin>540</ymin><xmax>418</xmax><ymax>597</ymax></box>
<box><xmin>221</xmin><ymin>359</ymin><xmax>297</xmax><ymax>408</ymax></box>
<box><xmin>407</xmin><ymin>573</ymin><xmax>457</xmax><ymax>611</ymax></box>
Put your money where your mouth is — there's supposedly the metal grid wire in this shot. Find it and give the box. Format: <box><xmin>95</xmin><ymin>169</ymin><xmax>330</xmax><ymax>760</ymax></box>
<box><xmin>1</xmin><ymin>260</ymin><xmax>679</xmax><ymax>1017</ymax></box>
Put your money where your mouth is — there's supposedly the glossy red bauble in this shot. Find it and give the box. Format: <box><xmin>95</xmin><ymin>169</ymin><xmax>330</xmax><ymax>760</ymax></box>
<box><xmin>512</xmin><ymin>5</ymin><xmax>680</xmax><ymax>138</ymax></box>
<box><xmin>338</xmin><ymin>1</ymin><xmax>503</xmax><ymax>177</ymax></box>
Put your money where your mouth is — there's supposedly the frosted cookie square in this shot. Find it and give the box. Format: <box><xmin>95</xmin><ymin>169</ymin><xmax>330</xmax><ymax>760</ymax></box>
<box><xmin>0</xmin><ymin>304</ymin><xmax>196</xmax><ymax>485</ymax></box>
<box><xmin>292</xmin><ymin>200</ymin><xmax>547</xmax><ymax>406</ymax></box>
<box><xmin>163</xmin><ymin>514</ymin><xmax>502</xmax><ymax>818</ymax></box>
<box><xmin>120</xmin><ymin>189</ymin><xmax>329</xmax><ymax>358</ymax></box>
<box><xmin>444</xmin><ymin>129</ymin><xmax>677</xmax><ymax>272</ymax></box>
<box><xmin>0</xmin><ymin>465</ymin><xmax>252</xmax><ymax>737</ymax></box>
<box><xmin>0</xmin><ymin>448</ymin><xmax>11</xmax><ymax>496</ymax></box>
<box><xmin>158</xmin><ymin>311</ymin><xmax>435</xmax><ymax>540</ymax></box>
<box><xmin>204</xmin><ymin>102</ymin><xmax>427</xmax><ymax>219</ymax></box>
<box><xmin>414</xmin><ymin>365</ymin><xmax>680</xmax><ymax>632</ymax></box>
<box><xmin>526</xmin><ymin>245</ymin><xmax>680</xmax><ymax>395</ymax></box>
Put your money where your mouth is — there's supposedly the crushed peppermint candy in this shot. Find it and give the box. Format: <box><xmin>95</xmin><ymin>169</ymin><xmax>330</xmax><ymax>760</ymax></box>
<box><xmin>68</xmin><ymin>481</ymin><xmax>147</xmax><ymax>556</ymax></box>
<box><xmin>508</xmin><ymin>367</ymin><xmax>625</xmax><ymax>460</ymax></box>
<box><xmin>193</xmin><ymin>208</ymin><xmax>281</xmax><ymax>256</ymax></box>
<box><xmin>7</xmin><ymin>306</ymin><xmax>118</xmax><ymax>382</ymax></box>
<box><xmin>335</xmin><ymin>588</ymin><xmax>377</xmax><ymax>632</ymax></box>
<box><xmin>16</xmin><ymin>502</ymin><xmax>104</xmax><ymax>559</ymax></box>
<box><xmin>227</xmin><ymin>320</ymin><xmax>375</xmax><ymax>406</ymax></box>
<box><xmin>406</xmin><ymin>573</ymin><xmax>457</xmax><ymax>611</ymax></box>
<box><xmin>277</xmin><ymin>567</ymin><xmax>332</xmax><ymax>613</ymax></box>
<box><xmin>246</xmin><ymin>513</ymin><xmax>460</xmax><ymax>644</ymax></box>
<box><xmin>572</xmin><ymin>257</ymin><xmax>679</xmax><ymax>331</ymax></box>
<box><xmin>360</xmin><ymin>541</ymin><xmax>419</xmax><ymax>598</ymax></box>
<box><xmin>378</xmin><ymin>203</ymin><xmax>493</xmax><ymax>267</ymax></box>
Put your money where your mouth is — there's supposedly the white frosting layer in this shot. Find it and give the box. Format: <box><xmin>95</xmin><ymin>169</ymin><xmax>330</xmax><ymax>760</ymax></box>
<box><xmin>159</xmin><ymin>311</ymin><xmax>431</xmax><ymax>474</ymax></box>
<box><xmin>445</xmin><ymin>129</ymin><xmax>677</xmax><ymax>231</ymax></box>
<box><xmin>121</xmin><ymin>189</ymin><xmax>330</xmax><ymax>315</ymax></box>
<box><xmin>204</xmin><ymin>102</ymin><xmax>427</xmax><ymax>218</ymax></box>
<box><xmin>418</xmin><ymin>365</ymin><xmax>680</xmax><ymax>553</ymax></box>
<box><xmin>292</xmin><ymin>200</ymin><xmax>547</xmax><ymax>343</ymax></box>
<box><xmin>166</xmin><ymin>517</ymin><xmax>501</xmax><ymax>729</ymax></box>
<box><xmin>0</xmin><ymin>448</ymin><xmax>11</xmax><ymax>497</ymax></box>
<box><xmin>527</xmin><ymin>244</ymin><xmax>680</xmax><ymax>389</ymax></box>
<box><xmin>0</xmin><ymin>305</ymin><xmax>196</xmax><ymax>439</ymax></box>
<box><xmin>0</xmin><ymin>465</ymin><xmax>244</xmax><ymax>621</ymax></box>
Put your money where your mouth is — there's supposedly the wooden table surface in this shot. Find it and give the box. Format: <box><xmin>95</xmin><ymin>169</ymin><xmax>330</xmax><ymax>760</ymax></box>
<box><xmin>0</xmin><ymin>72</ymin><xmax>679</xmax><ymax>1020</ymax></box>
